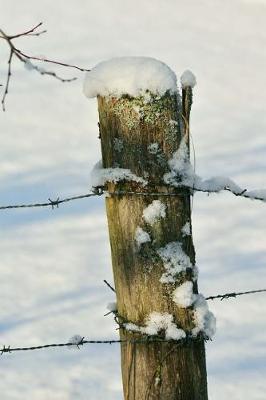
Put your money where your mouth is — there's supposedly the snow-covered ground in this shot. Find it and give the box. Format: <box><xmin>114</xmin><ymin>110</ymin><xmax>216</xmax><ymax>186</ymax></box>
<box><xmin>1</xmin><ymin>1</ymin><xmax>266</xmax><ymax>399</ymax></box>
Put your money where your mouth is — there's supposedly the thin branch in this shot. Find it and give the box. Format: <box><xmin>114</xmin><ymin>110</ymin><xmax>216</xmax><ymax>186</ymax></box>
<box><xmin>8</xmin><ymin>22</ymin><xmax>45</xmax><ymax>39</ymax></box>
<box><xmin>0</xmin><ymin>23</ymin><xmax>90</xmax><ymax>110</ymax></box>
<box><xmin>1</xmin><ymin>48</ymin><xmax>13</xmax><ymax>111</ymax></box>
<box><xmin>16</xmin><ymin>48</ymin><xmax>90</xmax><ymax>72</ymax></box>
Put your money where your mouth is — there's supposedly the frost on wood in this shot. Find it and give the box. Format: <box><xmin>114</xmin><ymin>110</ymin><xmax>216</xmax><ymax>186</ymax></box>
<box><xmin>143</xmin><ymin>200</ymin><xmax>166</xmax><ymax>225</ymax></box>
<box><xmin>173</xmin><ymin>281</ymin><xmax>196</xmax><ymax>308</ymax></box>
<box><xmin>90</xmin><ymin>160</ymin><xmax>147</xmax><ymax>187</ymax></box>
<box><xmin>157</xmin><ymin>241</ymin><xmax>194</xmax><ymax>283</ymax></box>
<box><xmin>192</xmin><ymin>295</ymin><xmax>216</xmax><ymax>339</ymax></box>
<box><xmin>180</xmin><ymin>69</ymin><xmax>197</xmax><ymax>88</ymax></box>
<box><xmin>181</xmin><ymin>222</ymin><xmax>191</xmax><ymax>236</ymax></box>
<box><xmin>83</xmin><ymin>57</ymin><xmax>177</xmax><ymax>98</ymax></box>
<box><xmin>135</xmin><ymin>226</ymin><xmax>151</xmax><ymax>247</ymax></box>
<box><xmin>125</xmin><ymin>312</ymin><xmax>186</xmax><ymax>340</ymax></box>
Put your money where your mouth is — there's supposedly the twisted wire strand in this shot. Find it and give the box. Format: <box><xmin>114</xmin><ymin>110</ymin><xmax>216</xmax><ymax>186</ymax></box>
<box><xmin>205</xmin><ymin>288</ymin><xmax>266</xmax><ymax>301</ymax></box>
<box><xmin>1</xmin><ymin>183</ymin><xmax>265</xmax><ymax>211</ymax></box>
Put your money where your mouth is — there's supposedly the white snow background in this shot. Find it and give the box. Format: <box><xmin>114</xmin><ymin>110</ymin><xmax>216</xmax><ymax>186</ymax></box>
<box><xmin>1</xmin><ymin>0</ymin><xmax>266</xmax><ymax>399</ymax></box>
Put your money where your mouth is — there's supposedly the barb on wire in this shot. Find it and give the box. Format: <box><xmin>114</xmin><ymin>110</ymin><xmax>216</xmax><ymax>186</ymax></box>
<box><xmin>0</xmin><ymin>189</ymin><xmax>104</xmax><ymax>211</ymax></box>
<box><xmin>1</xmin><ymin>287</ymin><xmax>266</xmax><ymax>356</ymax></box>
<box><xmin>188</xmin><ymin>186</ymin><xmax>266</xmax><ymax>204</ymax></box>
<box><xmin>205</xmin><ymin>288</ymin><xmax>266</xmax><ymax>301</ymax></box>
<box><xmin>103</xmin><ymin>279</ymin><xmax>116</xmax><ymax>293</ymax></box>
<box><xmin>1</xmin><ymin>182</ymin><xmax>266</xmax><ymax>212</ymax></box>
<box><xmin>0</xmin><ymin>22</ymin><xmax>90</xmax><ymax>110</ymax></box>
<box><xmin>0</xmin><ymin>339</ymin><xmax>122</xmax><ymax>354</ymax></box>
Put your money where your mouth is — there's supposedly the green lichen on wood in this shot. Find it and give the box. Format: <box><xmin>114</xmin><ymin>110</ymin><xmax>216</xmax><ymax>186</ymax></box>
<box><xmin>109</xmin><ymin>91</ymin><xmax>181</xmax><ymax>131</ymax></box>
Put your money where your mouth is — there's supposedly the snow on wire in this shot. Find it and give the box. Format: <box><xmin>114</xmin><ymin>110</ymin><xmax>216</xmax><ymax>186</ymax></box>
<box><xmin>1</xmin><ymin>287</ymin><xmax>265</xmax><ymax>356</ymax></box>
<box><xmin>1</xmin><ymin>336</ymin><xmax>205</xmax><ymax>355</ymax></box>
<box><xmin>1</xmin><ymin>184</ymin><xmax>266</xmax><ymax>212</ymax></box>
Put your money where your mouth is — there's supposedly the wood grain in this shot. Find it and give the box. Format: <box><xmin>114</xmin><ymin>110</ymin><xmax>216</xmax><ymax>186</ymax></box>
<box><xmin>97</xmin><ymin>92</ymin><xmax>208</xmax><ymax>400</ymax></box>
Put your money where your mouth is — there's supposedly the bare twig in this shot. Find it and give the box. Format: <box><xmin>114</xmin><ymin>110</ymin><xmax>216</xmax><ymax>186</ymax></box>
<box><xmin>0</xmin><ymin>22</ymin><xmax>90</xmax><ymax>110</ymax></box>
<box><xmin>8</xmin><ymin>22</ymin><xmax>46</xmax><ymax>39</ymax></box>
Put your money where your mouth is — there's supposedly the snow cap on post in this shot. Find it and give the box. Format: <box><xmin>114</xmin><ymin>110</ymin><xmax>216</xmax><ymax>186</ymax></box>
<box><xmin>180</xmin><ymin>69</ymin><xmax>197</xmax><ymax>88</ymax></box>
<box><xmin>83</xmin><ymin>56</ymin><xmax>177</xmax><ymax>98</ymax></box>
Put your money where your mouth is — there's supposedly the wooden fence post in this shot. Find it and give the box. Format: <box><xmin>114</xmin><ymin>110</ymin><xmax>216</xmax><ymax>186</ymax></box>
<box><xmin>95</xmin><ymin>68</ymin><xmax>208</xmax><ymax>399</ymax></box>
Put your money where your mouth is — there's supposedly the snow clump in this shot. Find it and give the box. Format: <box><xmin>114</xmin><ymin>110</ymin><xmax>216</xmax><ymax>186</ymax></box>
<box><xmin>180</xmin><ymin>70</ymin><xmax>197</xmax><ymax>88</ymax></box>
<box><xmin>173</xmin><ymin>281</ymin><xmax>196</xmax><ymax>308</ymax></box>
<box><xmin>68</xmin><ymin>335</ymin><xmax>84</xmax><ymax>350</ymax></box>
<box><xmin>91</xmin><ymin>160</ymin><xmax>147</xmax><ymax>187</ymax></box>
<box><xmin>164</xmin><ymin>137</ymin><xmax>195</xmax><ymax>188</ymax></box>
<box><xmin>83</xmin><ymin>57</ymin><xmax>177</xmax><ymax>98</ymax></box>
<box><xmin>125</xmin><ymin>312</ymin><xmax>186</xmax><ymax>340</ymax></box>
<box><xmin>244</xmin><ymin>189</ymin><xmax>266</xmax><ymax>201</ymax></box>
<box><xmin>164</xmin><ymin>138</ymin><xmax>244</xmax><ymax>195</ymax></box>
<box><xmin>181</xmin><ymin>222</ymin><xmax>191</xmax><ymax>236</ymax></box>
<box><xmin>135</xmin><ymin>226</ymin><xmax>151</xmax><ymax>247</ymax></box>
<box><xmin>143</xmin><ymin>200</ymin><xmax>166</xmax><ymax>225</ymax></box>
<box><xmin>192</xmin><ymin>295</ymin><xmax>216</xmax><ymax>339</ymax></box>
<box><xmin>157</xmin><ymin>241</ymin><xmax>193</xmax><ymax>283</ymax></box>
<box><xmin>106</xmin><ymin>302</ymin><xmax>117</xmax><ymax>312</ymax></box>
<box><xmin>148</xmin><ymin>142</ymin><xmax>160</xmax><ymax>154</ymax></box>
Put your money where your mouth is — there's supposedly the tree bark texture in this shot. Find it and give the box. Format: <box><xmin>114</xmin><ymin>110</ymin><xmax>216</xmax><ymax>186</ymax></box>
<box><xmin>97</xmin><ymin>92</ymin><xmax>208</xmax><ymax>400</ymax></box>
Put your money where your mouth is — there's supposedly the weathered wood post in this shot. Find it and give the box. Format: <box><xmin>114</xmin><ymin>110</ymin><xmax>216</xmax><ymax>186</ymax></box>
<box><xmin>84</xmin><ymin>58</ymin><xmax>214</xmax><ymax>400</ymax></box>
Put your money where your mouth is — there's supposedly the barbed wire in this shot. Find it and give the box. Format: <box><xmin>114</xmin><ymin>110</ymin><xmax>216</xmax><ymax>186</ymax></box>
<box><xmin>0</xmin><ymin>335</ymin><xmax>206</xmax><ymax>355</ymax></box>
<box><xmin>0</xmin><ymin>339</ymin><xmax>122</xmax><ymax>354</ymax></box>
<box><xmin>109</xmin><ymin>187</ymin><xmax>266</xmax><ymax>203</ymax></box>
<box><xmin>0</xmin><ymin>190</ymin><xmax>103</xmax><ymax>210</ymax></box>
<box><xmin>0</xmin><ymin>288</ymin><xmax>265</xmax><ymax>356</ymax></box>
<box><xmin>205</xmin><ymin>288</ymin><xmax>266</xmax><ymax>301</ymax></box>
<box><xmin>1</xmin><ymin>184</ymin><xmax>265</xmax><ymax>212</ymax></box>
<box><xmin>193</xmin><ymin>186</ymin><xmax>266</xmax><ymax>204</ymax></box>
